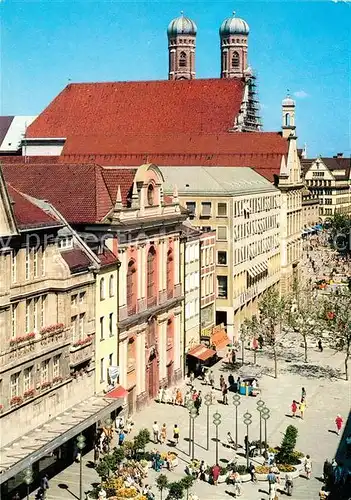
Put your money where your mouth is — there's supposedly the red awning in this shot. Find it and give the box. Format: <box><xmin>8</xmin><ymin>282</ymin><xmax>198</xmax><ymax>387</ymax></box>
<box><xmin>105</xmin><ymin>385</ymin><xmax>128</xmax><ymax>399</ymax></box>
<box><xmin>187</xmin><ymin>345</ymin><xmax>217</xmax><ymax>362</ymax></box>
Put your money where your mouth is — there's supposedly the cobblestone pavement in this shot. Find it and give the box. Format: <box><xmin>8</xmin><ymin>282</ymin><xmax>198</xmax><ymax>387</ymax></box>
<box><xmin>37</xmin><ymin>345</ymin><xmax>349</xmax><ymax>500</ymax></box>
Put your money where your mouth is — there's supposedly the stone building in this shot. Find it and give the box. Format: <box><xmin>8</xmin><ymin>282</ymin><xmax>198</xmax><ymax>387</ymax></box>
<box><xmin>161</xmin><ymin>166</ymin><xmax>281</xmax><ymax>340</ymax></box>
<box><xmin>301</xmin><ymin>186</ymin><xmax>320</xmax><ymax>232</ymax></box>
<box><xmin>199</xmin><ymin>231</ymin><xmax>216</xmax><ymax>340</ymax></box>
<box><xmin>0</xmin><ymin>167</ymin><xmax>126</xmax><ymax>496</ymax></box>
<box><xmin>302</xmin><ymin>155</ymin><xmax>351</xmax><ymax>220</ymax></box>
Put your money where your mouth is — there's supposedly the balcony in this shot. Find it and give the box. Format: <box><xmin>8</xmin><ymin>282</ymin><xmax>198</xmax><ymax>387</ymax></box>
<box><xmin>70</xmin><ymin>338</ymin><xmax>94</xmax><ymax>367</ymax></box>
<box><xmin>147</xmin><ymin>296</ymin><xmax>157</xmax><ymax>308</ymax></box>
<box><xmin>1</xmin><ymin>328</ymin><xmax>70</xmax><ymax>369</ymax></box>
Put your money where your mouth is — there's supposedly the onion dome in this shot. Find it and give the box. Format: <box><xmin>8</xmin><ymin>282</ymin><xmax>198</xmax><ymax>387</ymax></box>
<box><xmin>167</xmin><ymin>12</ymin><xmax>197</xmax><ymax>37</ymax></box>
<box><xmin>220</xmin><ymin>12</ymin><xmax>249</xmax><ymax>36</ymax></box>
<box><xmin>282</xmin><ymin>95</ymin><xmax>295</xmax><ymax>106</ymax></box>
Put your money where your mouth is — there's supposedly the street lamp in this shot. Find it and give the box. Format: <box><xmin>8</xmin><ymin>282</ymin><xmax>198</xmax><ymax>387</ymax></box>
<box><xmin>232</xmin><ymin>394</ymin><xmax>241</xmax><ymax>449</ymax></box>
<box><xmin>105</xmin><ymin>417</ymin><xmax>113</xmax><ymax>453</ymax></box>
<box><xmin>204</xmin><ymin>392</ymin><xmax>212</xmax><ymax>451</ymax></box>
<box><xmin>243</xmin><ymin>410</ymin><xmax>253</xmax><ymax>469</ymax></box>
<box><xmin>189</xmin><ymin>407</ymin><xmax>198</xmax><ymax>460</ymax></box>
<box><xmin>213</xmin><ymin>411</ymin><xmax>222</xmax><ymax>465</ymax></box>
<box><xmin>77</xmin><ymin>433</ymin><xmax>86</xmax><ymax>500</ymax></box>
<box><xmin>186</xmin><ymin>400</ymin><xmax>195</xmax><ymax>457</ymax></box>
<box><xmin>261</xmin><ymin>408</ymin><xmax>270</xmax><ymax>458</ymax></box>
<box><xmin>23</xmin><ymin>467</ymin><xmax>33</xmax><ymax>500</ymax></box>
<box><xmin>256</xmin><ymin>399</ymin><xmax>266</xmax><ymax>455</ymax></box>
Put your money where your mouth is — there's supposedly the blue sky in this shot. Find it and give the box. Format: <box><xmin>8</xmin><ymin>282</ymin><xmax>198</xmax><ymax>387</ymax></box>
<box><xmin>0</xmin><ymin>0</ymin><xmax>350</xmax><ymax>157</ymax></box>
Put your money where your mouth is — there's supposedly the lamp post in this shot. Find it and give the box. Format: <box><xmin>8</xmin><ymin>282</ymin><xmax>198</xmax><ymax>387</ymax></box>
<box><xmin>261</xmin><ymin>408</ymin><xmax>270</xmax><ymax>458</ymax></box>
<box><xmin>105</xmin><ymin>417</ymin><xmax>113</xmax><ymax>453</ymax></box>
<box><xmin>243</xmin><ymin>410</ymin><xmax>253</xmax><ymax>469</ymax></box>
<box><xmin>256</xmin><ymin>399</ymin><xmax>265</xmax><ymax>455</ymax></box>
<box><xmin>232</xmin><ymin>394</ymin><xmax>241</xmax><ymax>449</ymax></box>
<box><xmin>77</xmin><ymin>433</ymin><xmax>86</xmax><ymax>500</ymax></box>
<box><xmin>204</xmin><ymin>392</ymin><xmax>212</xmax><ymax>451</ymax></box>
<box><xmin>23</xmin><ymin>467</ymin><xmax>33</xmax><ymax>500</ymax></box>
<box><xmin>190</xmin><ymin>407</ymin><xmax>198</xmax><ymax>460</ymax></box>
<box><xmin>186</xmin><ymin>400</ymin><xmax>195</xmax><ymax>457</ymax></box>
<box><xmin>213</xmin><ymin>411</ymin><xmax>222</xmax><ymax>465</ymax></box>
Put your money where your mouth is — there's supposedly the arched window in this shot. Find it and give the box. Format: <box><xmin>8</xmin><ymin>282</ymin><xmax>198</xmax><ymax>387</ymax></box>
<box><xmin>285</xmin><ymin>113</ymin><xmax>291</xmax><ymax>126</ymax></box>
<box><xmin>127</xmin><ymin>260</ymin><xmax>137</xmax><ymax>314</ymax></box>
<box><xmin>109</xmin><ymin>274</ymin><xmax>115</xmax><ymax>297</ymax></box>
<box><xmin>100</xmin><ymin>277</ymin><xmax>105</xmax><ymax>301</ymax></box>
<box><xmin>232</xmin><ymin>51</ymin><xmax>240</xmax><ymax>68</ymax></box>
<box><xmin>179</xmin><ymin>51</ymin><xmax>187</xmax><ymax>67</ymax></box>
<box><xmin>147</xmin><ymin>246</ymin><xmax>156</xmax><ymax>305</ymax></box>
<box><xmin>147</xmin><ymin>184</ymin><xmax>154</xmax><ymax>206</ymax></box>
<box><xmin>167</xmin><ymin>249</ymin><xmax>174</xmax><ymax>298</ymax></box>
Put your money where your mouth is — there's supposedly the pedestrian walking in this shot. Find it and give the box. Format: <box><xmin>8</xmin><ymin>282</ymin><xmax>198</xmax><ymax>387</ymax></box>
<box><xmin>335</xmin><ymin>414</ymin><xmax>343</xmax><ymax>435</ymax></box>
<box><xmin>299</xmin><ymin>400</ymin><xmax>306</xmax><ymax>419</ymax></box>
<box><xmin>219</xmin><ymin>374</ymin><xmax>225</xmax><ymax>391</ymax></box>
<box><xmin>267</xmin><ymin>469</ymin><xmax>277</xmax><ymax>499</ymax></box>
<box><xmin>152</xmin><ymin>421</ymin><xmax>159</xmax><ymax>443</ymax></box>
<box><xmin>204</xmin><ymin>369</ymin><xmax>210</xmax><ymax>385</ymax></box>
<box><xmin>258</xmin><ymin>334</ymin><xmax>264</xmax><ymax>349</ymax></box>
<box><xmin>291</xmin><ymin>400</ymin><xmax>297</xmax><ymax>418</ymax></box>
<box><xmin>209</xmin><ymin>370</ymin><xmax>215</xmax><ymax>389</ymax></box>
<box><xmin>304</xmin><ymin>455</ymin><xmax>312</xmax><ymax>479</ymax></box>
<box><xmin>233</xmin><ymin>470</ymin><xmax>242</xmax><ymax>496</ymax></box>
<box><xmin>189</xmin><ymin>371</ymin><xmax>195</xmax><ymax>387</ymax></box>
<box><xmin>160</xmin><ymin>423</ymin><xmax>167</xmax><ymax>444</ymax></box>
<box><xmin>173</xmin><ymin>424</ymin><xmax>180</xmax><ymax>445</ymax></box>
<box><xmin>40</xmin><ymin>474</ymin><xmax>49</xmax><ymax>499</ymax></box>
<box><xmin>231</xmin><ymin>349</ymin><xmax>236</xmax><ymax>364</ymax></box>
<box><xmin>236</xmin><ymin>376</ymin><xmax>241</xmax><ymax>393</ymax></box>
<box><xmin>194</xmin><ymin>391</ymin><xmax>202</xmax><ymax>414</ymax></box>
<box><xmin>249</xmin><ymin>461</ymin><xmax>257</xmax><ymax>482</ymax></box>
<box><xmin>212</xmin><ymin>464</ymin><xmax>220</xmax><ymax>486</ymax></box>
<box><xmin>94</xmin><ymin>442</ymin><xmax>100</xmax><ymax>463</ymax></box>
<box><xmin>222</xmin><ymin>383</ymin><xmax>228</xmax><ymax>405</ymax></box>
<box><xmin>301</xmin><ymin>387</ymin><xmax>306</xmax><ymax>402</ymax></box>
<box><xmin>118</xmin><ymin>430</ymin><xmax>125</xmax><ymax>446</ymax></box>
<box><xmin>318</xmin><ymin>339</ymin><xmax>323</xmax><ymax>352</ymax></box>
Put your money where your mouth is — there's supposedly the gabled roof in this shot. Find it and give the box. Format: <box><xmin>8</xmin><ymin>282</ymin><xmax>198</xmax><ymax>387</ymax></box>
<box><xmin>61</xmin><ymin>248</ymin><xmax>93</xmax><ymax>273</ymax></box>
<box><xmin>1</xmin><ymin>163</ymin><xmax>127</xmax><ymax>224</ymax></box>
<box><xmin>6</xmin><ymin>183</ymin><xmax>61</xmax><ymax>230</ymax></box>
<box><xmin>27</xmin><ymin>79</ymin><xmax>245</xmax><ymax>139</ymax></box>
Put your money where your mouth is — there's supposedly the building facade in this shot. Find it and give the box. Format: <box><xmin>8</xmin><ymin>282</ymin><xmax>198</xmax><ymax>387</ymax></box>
<box><xmin>301</xmin><ymin>186</ymin><xmax>320</xmax><ymax>231</ymax></box>
<box><xmin>199</xmin><ymin>231</ymin><xmax>216</xmax><ymax>340</ymax></box>
<box><xmin>302</xmin><ymin>155</ymin><xmax>351</xmax><ymax>220</ymax></box>
<box><xmin>161</xmin><ymin>166</ymin><xmax>281</xmax><ymax>340</ymax></box>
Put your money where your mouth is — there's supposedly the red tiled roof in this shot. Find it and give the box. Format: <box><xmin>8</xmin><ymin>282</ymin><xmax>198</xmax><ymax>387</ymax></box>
<box><xmin>61</xmin><ymin>248</ymin><xmax>93</xmax><ymax>273</ymax></box>
<box><xmin>60</xmin><ymin>132</ymin><xmax>287</xmax><ymax>182</ymax></box>
<box><xmin>96</xmin><ymin>247</ymin><xmax>118</xmax><ymax>268</ymax></box>
<box><xmin>0</xmin><ymin>155</ymin><xmax>60</xmax><ymax>164</ymax></box>
<box><xmin>27</xmin><ymin>79</ymin><xmax>245</xmax><ymax>139</ymax></box>
<box><xmin>1</xmin><ymin>163</ymin><xmax>136</xmax><ymax>224</ymax></box>
<box><xmin>101</xmin><ymin>168</ymin><xmax>137</xmax><ymax>205</ymax></box>
<box><xmin>6</xmin><ymin>183</ymin><xmax>61</xmax><ymax>230</ymax></box>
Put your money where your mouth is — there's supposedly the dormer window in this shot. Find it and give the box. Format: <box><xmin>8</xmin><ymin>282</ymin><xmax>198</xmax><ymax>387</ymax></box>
<box><xmin>147</xmin><ymin>184</ymin><xmax>155</xmax><ymax>206</ymax></box>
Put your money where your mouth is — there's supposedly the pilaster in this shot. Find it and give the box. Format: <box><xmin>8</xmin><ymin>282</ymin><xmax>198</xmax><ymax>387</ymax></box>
<box><xmin>173</xmin><ymin>307</ymin><xmax>182</xmax><ymax>373</ymax></box>
<box><xmin>119</xmin><ymin>339</ymin><xmax>128</xmax><ymax>389</ymax></box>
<box><xmin>158</xmin><ymin>315</ymin><xmax>168</xmax><ymax>380</ymax></box>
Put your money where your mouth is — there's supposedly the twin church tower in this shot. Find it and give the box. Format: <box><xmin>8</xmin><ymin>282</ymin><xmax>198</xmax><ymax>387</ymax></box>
<box><xmin>167</xmin><ymin>11</ymin><xmax>250</xmax><ymax>80</ymax></box>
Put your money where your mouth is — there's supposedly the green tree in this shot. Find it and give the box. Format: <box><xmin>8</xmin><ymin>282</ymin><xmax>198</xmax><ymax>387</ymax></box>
<box><xmin>288</xmin><ymin>283</ymin><xmax>321</xmax><ymax>363</ymax></box>
<box><xmin>156</xmin><ymin>474</ymin><xmax>169</xmax><ymax>500</ymax></box>
<box><xmin>327</xmin><ymin>214</ymin><xmax>351</xmax><ymax>255</ymax></box>
<box><xmin>276</xmin><ymin>425</ymin><xmax>298</xmax><ymax>464</ymax></box>
<box><xmin>180</xmin><ymin>475</ymin><xmax>195</xmax><ymax>500</ymax></box>
<box><xmin>167</xmin><ymin>481</ymin><xmax>184</xmax><ymax>500</ymax></box>
<box><xmin>321</xmin><ymin>289</ymin><xmax>351</xmax><ymax>380</ymax></box>
<box><xmin>250</xmin><ymin>314</ymin><xmax>260</xmax><ymax>365</ymax></box>
<box><xmin>134</xmin><ymin>428</ymin><xmax>150</xmax><ymax>457</ymax></box>
<box><xmin>259</xmin><ymin>288</ymin><xmax>287</xmax><ymax>378</ymax></box>
<box><xmin>95</xmin><ymin>453</ymin><xmax>116</xmax><ymax>480</ymax></box>
<box><xmin>112</xmin><ymin>446</ymin><xmax>125</xmax><ymax>466</ymax></box>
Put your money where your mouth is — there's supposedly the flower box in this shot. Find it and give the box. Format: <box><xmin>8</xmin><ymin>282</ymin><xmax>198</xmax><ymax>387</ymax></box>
<box><xmin>9</xmin><ymin>332</ymin><xmax>35</xmax><ymax>346</ymax></box>
<box><xmin>24</xmin><ymin>389</ymin><xmax>36</xmax><ymax>398</ymax></box>
<box><xmin>53</xmin><ymin>376</ymin><xmax>63</xmax><ymax>384</ymax></box>
<box><xmin>40</xmin><ymin>323</ymin><xmax>65</xmax><ymax>336</ymax></box>
<box><xmin>72</xmin><ymin>337</ymin><xmax>92</xmax><ymax>348</ymax></box>
<box><xmin>41</xmin><ymin>381</ymin><xmax>52</xmax><ymax>390</ymax></box>
<box><xmin>10</xmin><ymin>396</ymin><xmax>23</xmax><ymax>406</ymax></box>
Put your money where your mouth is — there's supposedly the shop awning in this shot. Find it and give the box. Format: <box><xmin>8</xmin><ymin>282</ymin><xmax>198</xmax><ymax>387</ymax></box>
<box><xmin>187</xmin><ymin>344</ymin><xmax>216</xmax><ymax>361</ymax></box>
<box><xmin>0</xmin><ymin>394</ymin><xmax>125</xmax><ymax>485</ymax></box>
<box><xmin>248</xmin><ymin>266</ymin><xmax>258</xmax><ymax>278</ymax></box>
<box><xmin>211</xmin><ymin>328</ymin><xmax>230</xmax><ymax>351</ymax></box>
<box><xmin>105</xmin><ymin>385</ymin><xmax>128</xmax><ymax>399</ymax></box>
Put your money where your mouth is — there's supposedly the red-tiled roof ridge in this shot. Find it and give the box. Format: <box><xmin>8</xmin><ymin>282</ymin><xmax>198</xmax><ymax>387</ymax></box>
<box><xmin>0</xmin><ymin>155</ymin><xmax>60</xmax><ymax>164</ymax></box>
<box><xmin>101</xmin><ymin>167</ymin><xmax>137</xmax><ymax>205</ymax></box>
<box><xmin>6</xmin><ymin>183</ymin><xmax>62</xmax><ymax>230</ymax></box>
<box><xmin>27</xmin><ymin>78</ymin><xmax>245</xmax><ymax>139</ymax></box>
<box><xmin>2</xmin><ymin>162</ymin><xmax>113</xmax><ymax>224</ymax></box>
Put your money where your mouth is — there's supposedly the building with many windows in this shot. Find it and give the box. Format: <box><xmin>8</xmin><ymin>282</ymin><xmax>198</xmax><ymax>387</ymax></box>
<box><xmin>161</xmin><ymin>166</ymin><xmax>281</xmax><ymax>340</ymax></box>
<box><xmin>302</xmin><ymin>155</ymin><xmax>351</xmax><ymax>220</ymax></box>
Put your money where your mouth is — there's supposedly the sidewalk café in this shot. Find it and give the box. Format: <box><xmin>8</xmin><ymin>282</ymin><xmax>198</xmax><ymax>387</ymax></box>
<box><xmin>0</xmin><ymin>391</ymin><xmax>126</xmax><ymax>498</ymax></box>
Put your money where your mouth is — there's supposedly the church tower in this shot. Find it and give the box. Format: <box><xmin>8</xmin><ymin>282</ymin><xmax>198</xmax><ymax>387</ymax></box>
<box><xmin>167</xmin><ymin>13</ymin><xmax>197</xmax><ymax>80</ymax></box>
<box><xmin>281</xmin><ymin>94</ymin><xmax>296</xmax><ymax>139</ymax></box>
<box><xmin>219</xmin><ymin>12</ymin><xmax>249</xmax><ymax>79</ymax></box>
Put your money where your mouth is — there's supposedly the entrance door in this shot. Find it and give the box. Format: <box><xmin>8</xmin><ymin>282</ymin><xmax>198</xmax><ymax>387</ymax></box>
<box><xmin>167</xmin><ymin>362</ymin><xmax>174</xmax><ymax>387</ymax></box>
<box><xmin>128</xmin><ymin>388</ymin><xmax>135</xmax><ymax>415</ymax></box>
<box><xmin>148</xmin><ymin>356</ymin><xmax>159</xmax><ymax>399</ymax></box>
